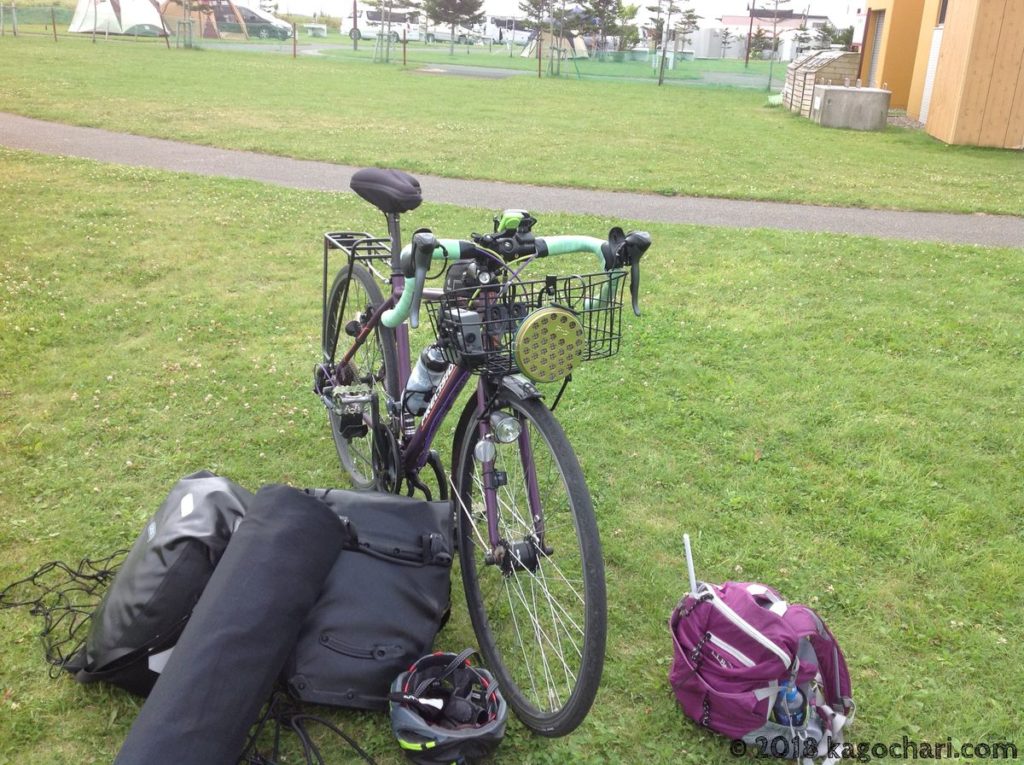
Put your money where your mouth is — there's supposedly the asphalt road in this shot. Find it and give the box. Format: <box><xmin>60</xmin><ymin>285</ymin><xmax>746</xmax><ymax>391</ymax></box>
<box><xmin>2</xmin><ymin>112</ymin><xmax>1022</xmax><ymax>249</ymax></box>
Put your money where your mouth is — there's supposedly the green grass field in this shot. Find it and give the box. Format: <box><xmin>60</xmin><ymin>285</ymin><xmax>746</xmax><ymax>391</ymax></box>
<box><xmin>1</xmin><ymin>148</ymin><xmax>1021</xmax><ymax>763</ymax></box>
<box><xmin>1</xmin><ymin>35</ymin><xmax>1022</xmax><ymax>215</ymax></box>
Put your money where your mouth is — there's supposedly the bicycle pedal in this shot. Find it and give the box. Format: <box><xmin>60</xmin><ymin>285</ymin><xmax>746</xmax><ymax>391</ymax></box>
<box><xmin>332</xmin><ymin>392</ymin><xmax>373</xmax><ymax>440</ymax></box>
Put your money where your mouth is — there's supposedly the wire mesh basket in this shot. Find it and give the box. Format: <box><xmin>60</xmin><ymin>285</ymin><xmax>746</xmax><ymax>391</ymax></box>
<box><xmin>428</xmin><ymin>270</ymin><xmax>626</xmax><ymax>379</ymax></box>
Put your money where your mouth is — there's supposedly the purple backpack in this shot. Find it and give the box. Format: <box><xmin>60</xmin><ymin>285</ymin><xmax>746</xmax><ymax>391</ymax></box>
<box><xmin>669</xmin><ymin>580</ymin><xmax>855</xmax><ymax>760</ymax></box>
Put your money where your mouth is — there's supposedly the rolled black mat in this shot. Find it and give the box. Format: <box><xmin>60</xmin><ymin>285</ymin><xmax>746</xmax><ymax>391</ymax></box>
<box><xmin>114</xmin><ymin>484</ymin><xmax>346</xmax><ymax>765</ymax></box>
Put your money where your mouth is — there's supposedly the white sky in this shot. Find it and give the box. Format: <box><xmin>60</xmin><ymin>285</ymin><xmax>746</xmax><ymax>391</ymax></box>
<box><xmin>484</xmin><ymin>0</ymin><xmax>867</xmax><ymax>27</ymax></box>
<box><xmin>280</xmin><ymin>0</ymin><xmax>866</xmax><ymax>29</ymax></box>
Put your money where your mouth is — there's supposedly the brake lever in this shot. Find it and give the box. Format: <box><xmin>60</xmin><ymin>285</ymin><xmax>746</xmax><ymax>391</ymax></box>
<box><xmin>621</xmin><ymin>231</ymin><xmax>651</xmax><ymax>316</ymax></box>
<box><xmin>409</xmin><ymin>231</ymin><xmax>438</xmax><ymax>328</ymax></box>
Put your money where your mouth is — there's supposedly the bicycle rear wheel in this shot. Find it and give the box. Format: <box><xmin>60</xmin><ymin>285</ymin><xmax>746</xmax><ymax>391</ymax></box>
<box><xmin>452</xmin><ymin>387</ymin><xmax>606</xmax><ymax>736</ymax></box>
<box><xmin>323</xmin><ymin>263</ymin><xmax>398</xmax><ymax>489</ymax></box>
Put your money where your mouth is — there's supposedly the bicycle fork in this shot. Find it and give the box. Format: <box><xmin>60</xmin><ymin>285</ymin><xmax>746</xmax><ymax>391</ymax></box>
<box><xmin>473</xmin><ymin>382</ymin><xmax>550</xmax><ymax>574</ymax></box>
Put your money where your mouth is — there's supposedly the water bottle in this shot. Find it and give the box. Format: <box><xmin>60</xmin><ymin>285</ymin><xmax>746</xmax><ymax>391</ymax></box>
<box><xmin>773</xmin><ymin>680</ymin><xmax>806</xmax><ymax>726</ymax></box>
<box><xmin>404</xmin><ymin>344</ymin><xmax>448</xmax><ymax>416</ymax></box>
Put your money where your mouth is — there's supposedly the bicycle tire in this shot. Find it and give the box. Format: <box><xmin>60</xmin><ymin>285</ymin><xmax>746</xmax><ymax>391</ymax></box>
<box><xmin>451</xmin><ymin>389</ymin><xmax>606</xmax><ymax>736</ymax></box>
<box><xmin>323</xmin><ymin>263</ymin><xmax>398</xmax><ymax>489</ymax></box>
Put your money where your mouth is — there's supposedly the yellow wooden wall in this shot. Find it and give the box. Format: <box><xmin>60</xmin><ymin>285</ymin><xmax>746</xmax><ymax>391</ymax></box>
<box><xmin>929</xmin><ymin>0</ymin><xmax>1024</xmax><ymax>147</ymax></box>
<box><xmin>927</xmin><ymin>0</ymin><xmax>1024</xmax><ymax>148</ymax></box>
<box><xmin>859</xmin><ymin>0</ymin><xmax>926</xmax><ymax>108</ymax></box>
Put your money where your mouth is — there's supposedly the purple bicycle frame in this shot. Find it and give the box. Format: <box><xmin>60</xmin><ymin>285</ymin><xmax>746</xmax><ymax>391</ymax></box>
<box><xmin>336</xmin><ymin>280</ymin><xmax>546</xmax><ymax>552</ymax></box>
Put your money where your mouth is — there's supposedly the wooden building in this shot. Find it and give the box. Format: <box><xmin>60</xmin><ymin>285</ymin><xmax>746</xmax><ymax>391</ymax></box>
<box><xmin>860</xmin><ymin>0</ymin><xmax>1024</xmax><ymax>148</ymax></box>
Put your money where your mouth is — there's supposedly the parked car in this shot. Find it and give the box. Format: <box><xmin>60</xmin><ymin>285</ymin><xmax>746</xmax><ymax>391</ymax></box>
<box><xmin>422</xmin><ymin>21</ymin><xmax>477</xmax><ymax>44</ymax></box>
<box><xmin>212</xmin><ymin>1</ymin><xmax>292</xmax><ymax>39</ymax></box>
<box><xmin>241</xmin><ymin>6</ymin><xmax>293</xmax><ymax>39</ymax></box>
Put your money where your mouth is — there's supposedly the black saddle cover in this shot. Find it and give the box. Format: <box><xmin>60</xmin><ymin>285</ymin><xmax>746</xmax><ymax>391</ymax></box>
<box><xmin>349</xmin><ymin>167</ymin><xmax>423</xmax><ymax>214</ymax></box>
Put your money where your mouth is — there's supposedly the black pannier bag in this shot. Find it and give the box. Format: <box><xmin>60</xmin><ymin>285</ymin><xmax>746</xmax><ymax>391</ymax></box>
<box><xmin>284</xmin><ymin>489</ymin><xmax>453</xmax><ymax>710</ymax></box>
<box><xmin>65</xmin><ymin>471</ymin><xmax>251</xmax><ymax>696</ymax></box>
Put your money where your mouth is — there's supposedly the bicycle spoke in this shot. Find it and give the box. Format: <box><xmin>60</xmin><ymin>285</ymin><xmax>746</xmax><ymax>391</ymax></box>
<box><xmin>325</xmin><ymin>264</ymin><xmax>397</xmax><ymax>489</ymax></box>
<box><xmin>456</xmin><ymin>393</ymin><xmax>605</xmax><ymax>735</ymax></box>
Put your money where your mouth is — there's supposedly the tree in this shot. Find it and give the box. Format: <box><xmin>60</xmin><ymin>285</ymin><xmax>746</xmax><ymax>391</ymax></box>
<box><xmin>793</xmin><ymin>22</ymin><xmax>811</xmax><ymax>53</ymax></box>
<box><xmin>422</xmin><ymin>0</ymin><xmax>484</xmax><ymax>53</ymax></box>
<box><xmin>584</xmin><ymin>0</ymin><xmax>622</xmax><ymax>50</ymax></box>
<box><xmin>647</xmin><ymin>1</ymin><xmax>699</xmax><ymax>84</ymax></box>
<box><xmin>518</xmin><ymin>0</ymin><xmax>549</xmax><ymax>31</ymax></box>
<box><xmin>672</xmin><ymin>6</ymin><xmax>698</xmax><ymax>47</ymax></box>
<box><xmin>615</xmin><ymin>2</ymin><xmax>639</xmax><ymax>50</ymax></box>
<box><xmin>835</xmin><ymin>24</ymin><xmax>854</xmax><ymax>49</ymax></box>
<box><xmin>720</xmin><ymin>27</ymin><xmax>734</xmax><ymax>57</ymax></box>
<box><xmin>749</xmin><ymin>26</ymin><xmax>771</xmax><ymax>56</ymax></box>
<box><xmin>644</xmin><ymin>0</ymin><xmax>696</xmax><ymax>47</ymax></box>
<box><xmin>814</xmin><ymin>20</ymin><xmax>837</xmax><ymax>48</ymax></box>
<box><xmin>764</xmin><ymin>0</ymin><xmax>788</xmax><ymax>59</ymax></box>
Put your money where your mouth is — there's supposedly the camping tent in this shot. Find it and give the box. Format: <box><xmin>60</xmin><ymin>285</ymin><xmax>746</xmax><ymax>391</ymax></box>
<box><xmin>160</xmin><ymin>0</ymin><xmax>225</xmax><ymax>39</ymax></box>
<box><xmin>521</xmin><ymin>29</ymin><xmax>589</xmax><ymax>59</ymax></box>
<box><xmin>68</xmin><ymin>0</ymin><xmax>168</xmax><ymax>35</ymax></box>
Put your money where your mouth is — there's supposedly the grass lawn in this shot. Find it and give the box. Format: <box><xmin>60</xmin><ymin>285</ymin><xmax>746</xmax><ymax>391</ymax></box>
<box><xmin>1</xmin><ymin>149</ymin><xmax>1022</xmax><ymax>763</ymax></box>
<box><xmin>1</xmin><ymin>35</ymin><xmax>1022</xmax><ymax>216</ymax></box>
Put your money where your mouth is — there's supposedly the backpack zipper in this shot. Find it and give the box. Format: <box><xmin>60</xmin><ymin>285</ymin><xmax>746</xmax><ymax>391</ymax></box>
<box><xmin>707</xmin><ymin>632</ymin><xmax>756</xmax><ymax>668</ymax></box>
<box><xmin>707</xmin><ymin>588</ymin><xmax>792</xmax><ymax>668</ymax></box>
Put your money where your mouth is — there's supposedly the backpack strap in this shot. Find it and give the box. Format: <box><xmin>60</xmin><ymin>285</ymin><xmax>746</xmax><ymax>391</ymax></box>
<box><xmin>783</xmin><ymin>605</ymin><xmax>855</xmax><ymax>718</ymax></box>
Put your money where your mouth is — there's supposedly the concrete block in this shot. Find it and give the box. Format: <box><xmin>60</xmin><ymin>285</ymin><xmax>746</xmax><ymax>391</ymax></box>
<box><xmin>810</xmin><ymin>85</ymin><xmax>891</xmax><ymax>131</ymax></box>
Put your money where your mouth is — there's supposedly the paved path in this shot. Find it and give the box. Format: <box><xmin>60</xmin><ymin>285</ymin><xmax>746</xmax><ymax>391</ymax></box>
<box><xmin>2</xmin><ymin>112</ymin><xmax>1022</xmax><ymax>248</ymax></box>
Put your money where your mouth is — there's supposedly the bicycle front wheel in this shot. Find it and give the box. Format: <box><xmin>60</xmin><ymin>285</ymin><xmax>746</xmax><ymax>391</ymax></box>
<box><xmin>323</xmin><ymin>263</ymin><xmax>398</xmax><ymax>489</ymax></box>
<box><xmin>452</xmin><ymin>388</ymin><xmax>606</xmax><ymax>736</ymax></box>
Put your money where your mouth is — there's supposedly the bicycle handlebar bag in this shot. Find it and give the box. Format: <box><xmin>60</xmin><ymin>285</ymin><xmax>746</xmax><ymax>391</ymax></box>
<box><xmin>65</xmin><ymin>471</ymin><xmax>251</xmax><ymax>696</ymax></box>
<box><xmin>283</xmin><ymin>489</ymin><xmax>453</xmax><ymax>710</ymax></box>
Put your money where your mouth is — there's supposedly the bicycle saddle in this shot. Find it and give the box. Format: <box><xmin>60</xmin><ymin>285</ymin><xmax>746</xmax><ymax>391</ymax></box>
<box><xmin>350</xmin><ymin>168</ymin><xmax>423</xmax><ymax>215</ymax></box>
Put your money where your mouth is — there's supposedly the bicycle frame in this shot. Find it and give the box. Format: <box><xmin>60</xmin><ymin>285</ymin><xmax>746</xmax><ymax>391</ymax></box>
<box><xmin>323</xmin><ymin>233</ymin><xmax>544</xmax><ymax>552</ymax></box>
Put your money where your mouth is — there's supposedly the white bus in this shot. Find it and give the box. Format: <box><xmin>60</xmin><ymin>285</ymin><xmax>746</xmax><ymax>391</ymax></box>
<box><xmin>477</xmin><ymin>15</ymin><xmax>532</xmax><ymax>45</ymax></box>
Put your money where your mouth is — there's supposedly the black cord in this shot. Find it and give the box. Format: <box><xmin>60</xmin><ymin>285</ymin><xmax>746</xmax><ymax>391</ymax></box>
<box><xmin>289</xmin><ymin>715</ymin><xmax>378</xmax><ymax>765</ymax></box>
<box><xmin>238</xmin><ymin>693</ymin><xmax>378</xmax><ymax>765</ymax></box>
<box><xmin>0</xmin><ymin>550</ymin><xmax>127</xmax><ymax>672</ymax></box>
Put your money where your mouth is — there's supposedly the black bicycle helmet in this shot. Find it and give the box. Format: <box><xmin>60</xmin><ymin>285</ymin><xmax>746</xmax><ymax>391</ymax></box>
<box><xmin>389</xmin><ymin>649</ymin><xmax>508</xmax><ymax>765</ymax></box>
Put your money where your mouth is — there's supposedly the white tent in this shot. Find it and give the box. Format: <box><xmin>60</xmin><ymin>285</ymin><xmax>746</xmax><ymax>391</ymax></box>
<box><xmin>69</xmin><ymin>0</ymin><xmax>168</xmax><ymax>35</ymax></box>
<box><xmin>521</xmin><ymin>29</ymin><xmax>589</xmax><ymax>59</ymax></box>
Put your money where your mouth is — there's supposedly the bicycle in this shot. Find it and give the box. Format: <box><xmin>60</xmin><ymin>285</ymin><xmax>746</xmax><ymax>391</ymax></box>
<box><xmin>313</xmin><ymin>168</ymin><xmax>650</xmax><ymax>737</ymax></box>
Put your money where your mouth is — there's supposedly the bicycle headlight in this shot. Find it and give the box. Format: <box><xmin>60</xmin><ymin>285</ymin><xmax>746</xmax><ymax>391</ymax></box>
<box><xmin>489</xmin><ymin>411</ymin><xmax>521</xmax><ymax>443</ymax></box>
<box><xmin>514</xmin><ymin>306</ymin><xmax>584</xmax><ymax>383</ymax></box>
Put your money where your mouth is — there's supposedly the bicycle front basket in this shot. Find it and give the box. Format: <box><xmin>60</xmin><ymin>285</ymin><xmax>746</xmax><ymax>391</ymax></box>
<box><xmin>430</xmin><ymin>270</ymin><xmax>626</xmax><ymax>382</ymax></box>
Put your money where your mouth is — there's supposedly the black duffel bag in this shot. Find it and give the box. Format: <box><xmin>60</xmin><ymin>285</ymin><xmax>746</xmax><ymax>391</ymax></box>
<box><xmin>283</xmin><ymin>489</ymin><xmax>453</xmax><ymax>710</ymax></box>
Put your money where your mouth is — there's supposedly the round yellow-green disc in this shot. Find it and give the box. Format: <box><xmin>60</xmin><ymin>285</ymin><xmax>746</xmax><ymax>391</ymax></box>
<box><xmin>514</xmin><ymin>306</ymin><xmax>584</xmax><ymax>383</ymax></box>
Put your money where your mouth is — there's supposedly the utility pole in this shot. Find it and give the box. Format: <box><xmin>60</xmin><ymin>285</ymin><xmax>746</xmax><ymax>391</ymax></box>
<box><xmin>744</xmin><ymin>1</ymin><xmax>755</xmax><ymax>68</ymax></box>
<box><xmin>767</xmin><ymin>0</ymin><xmax>788</xmax><ymax>91</ymax></box>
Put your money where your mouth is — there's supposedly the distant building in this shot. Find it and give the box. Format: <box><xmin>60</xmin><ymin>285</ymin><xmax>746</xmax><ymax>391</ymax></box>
<box><xmin>694</xmin><ymin>9</ymin><xmax>833</xmax><ymax>61</ymax></box>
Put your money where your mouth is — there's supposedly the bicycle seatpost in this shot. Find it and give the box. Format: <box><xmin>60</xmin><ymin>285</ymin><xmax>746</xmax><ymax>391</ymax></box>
<box><xmin>385</xmin><ymin>212</ymin><xmax>403</xmax><ymax>269</ymax></box>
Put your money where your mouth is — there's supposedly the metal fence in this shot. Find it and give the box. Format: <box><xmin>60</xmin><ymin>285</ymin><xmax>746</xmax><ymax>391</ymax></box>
<box><xmin>1</xmin><ymin>7</ymin><xmax>776</xmax><ymax>90</ymax></box>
